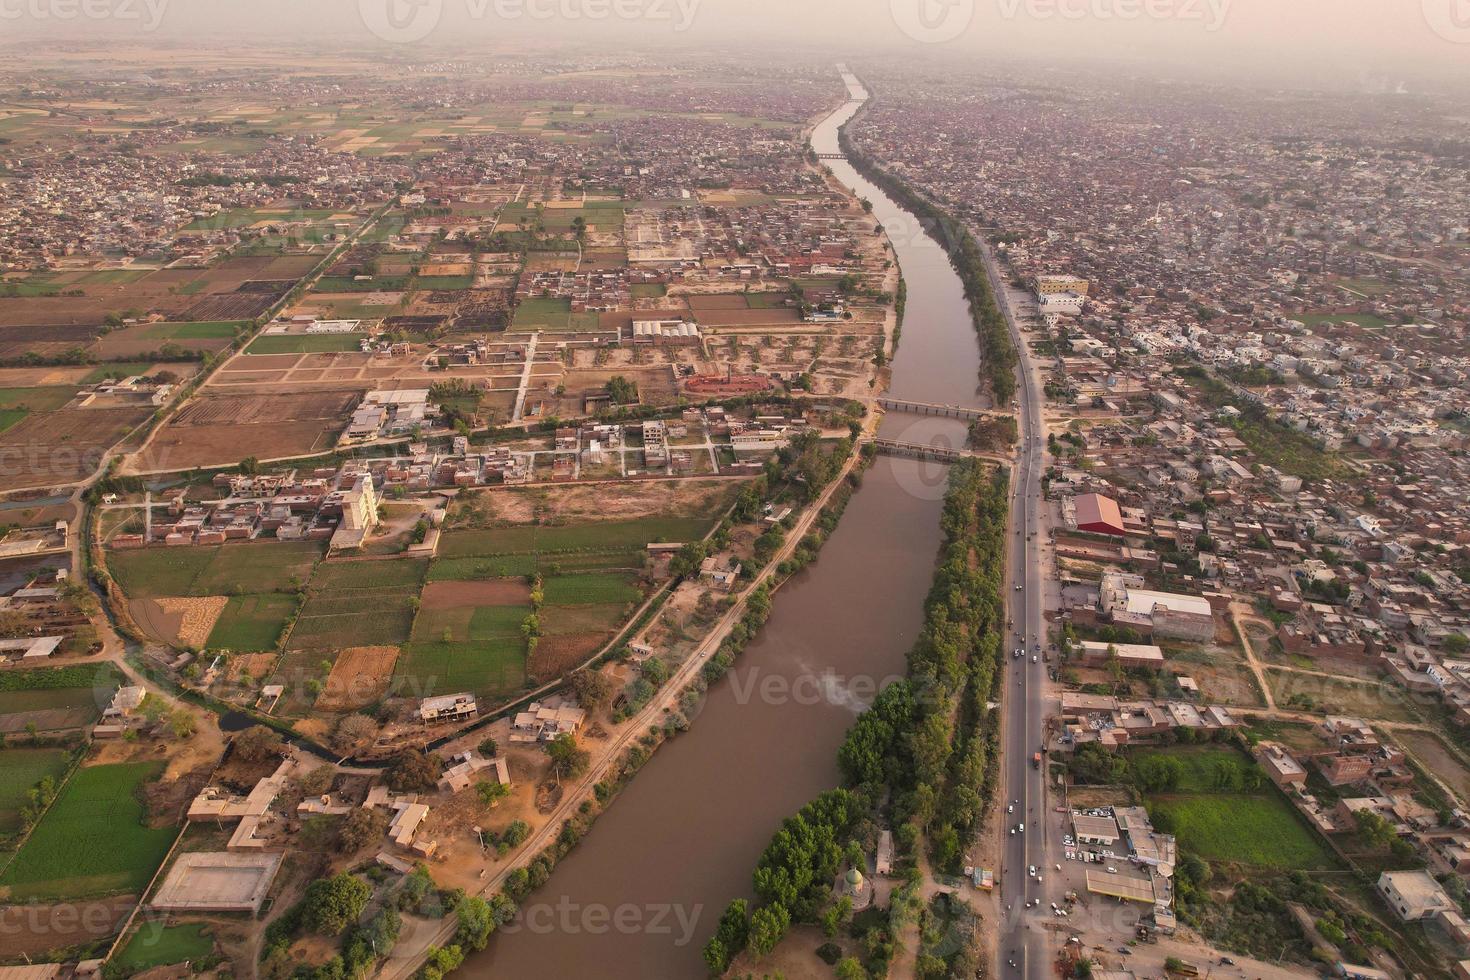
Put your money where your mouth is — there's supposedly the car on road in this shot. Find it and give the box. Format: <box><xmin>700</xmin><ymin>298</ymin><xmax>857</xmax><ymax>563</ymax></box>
<box><xmin>1007</xmin><ymin>803</ymin><xmax>1014</xmax><ymax>813</ymax></box>
<box><xmin>1028</xmin><ymin>865</ymin><xmax>1037</xmax><ymax>877</ymax></box>
<box><xmin>1117</xmin><ymin>948</ymin><xmax>1132</xmax><ymax>956</ymax></box>
<box><xmin>1219</xmin><ymin>958</ymin><xmax>1235</xmax><ymax>966</ymax></box>
<box><xmin>1015</xmin><ymin>583</ymin><xmax>1023</xmax><ymax>591</ymax></box>
<box><xmin>1031</xmin><ymin>655</ymin><xmax>1038</xmax><ymax>663</ymax></box>
<box><xmin>1018</xmin><ymin>823</ymin><xmax>1024</xmax><ymax>833</ymax></box>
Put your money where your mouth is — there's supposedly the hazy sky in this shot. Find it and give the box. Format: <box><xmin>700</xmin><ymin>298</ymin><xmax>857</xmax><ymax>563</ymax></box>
<box><xmin>8</xmin><ymin>0</ymin><xmax>1470</xmax><ymax>87</ymax></box>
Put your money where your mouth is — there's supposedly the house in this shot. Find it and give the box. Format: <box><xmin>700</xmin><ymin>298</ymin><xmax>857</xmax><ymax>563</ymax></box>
<box><xmin>1074</xmin><ymin>493</ymin><xmax>1126</xmax><ymax>536</ymax></box>
<box><xmin>509</xmin><ymin>702</ymin><xmax>587</xmax><ymax>743</ymax></box>
<box><xmin>1378</xmin><ymin>870</ymin><xmax>1454</xmax><ymax>921</ymax></box>
<box><xmin>419</xmin><ymin>693</ymin><xmax>477</xmax><ymax>724</ymax></box>
<box><xmin>700</xmin><ymin>556</ymin><xmax>742</xmax><ymax>591</ymax></box>
<box><xmin>1254</xmin><ymin>741</ymin><xmax>1308</xmax><ymax>789</ymax></box>
<box><xmin>438</xmin><ymin>751</ymin><xmax>511</xmax><ymax>793</ymax></box>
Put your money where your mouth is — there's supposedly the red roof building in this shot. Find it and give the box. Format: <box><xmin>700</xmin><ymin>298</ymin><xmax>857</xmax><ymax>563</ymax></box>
<box><xmin>1075</xmin><ymin>493</ymin><xmax>1126</xmax><ymax>536</ymax></box>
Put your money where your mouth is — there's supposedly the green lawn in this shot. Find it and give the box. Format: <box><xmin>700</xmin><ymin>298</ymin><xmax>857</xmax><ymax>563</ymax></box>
<box><xmin>206</xmin><ymin>593</ymin><xmax>299</xmax><ymax>651</ymax></box>
<box><xmin>138</xmin><ymin>321</ymin><xmax>245</xmax><ymax>341</ymax></box>
<box><xmin>0</xmin><ymin>408</ymin><xmax>26</xmax><ymax>433</ymax></box>
<box><xmin>0</xmin><ymin>762</ymin><xmax>177</xmax><ymax>900</ymax></box>
<box><xmin>245</xmin><ymin>333</ymin><xmax>367</xmax><ymax>354</ymax></box>
<box><xmin>0</xmin><ymin>748</ymin><xmax>72</xmax><ymax>836</ymax></box>
<box><xmin>115</xmin><ymin>922</ymin><xmax>214</xmax><ymax>973</ymax></box>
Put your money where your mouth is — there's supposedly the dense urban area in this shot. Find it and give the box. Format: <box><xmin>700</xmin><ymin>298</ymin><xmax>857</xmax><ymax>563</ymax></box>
<box><xmin>0</xmin><ymin>28</ymin><xmax>1466</xmax><ymax>980</ymax></box>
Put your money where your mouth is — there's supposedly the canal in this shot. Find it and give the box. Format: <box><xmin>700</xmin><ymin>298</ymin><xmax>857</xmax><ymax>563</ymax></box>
<box><xmin>473</xmin><ymin>70</ymin><xmax>986</xmax><ymax>978</ymax></box>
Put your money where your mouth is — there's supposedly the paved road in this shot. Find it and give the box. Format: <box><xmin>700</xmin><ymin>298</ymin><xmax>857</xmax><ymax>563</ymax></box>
<box><xmin>984</xmin><ymin>239</ymin><xmax>1053</xmax><ymax>980</ymax></box>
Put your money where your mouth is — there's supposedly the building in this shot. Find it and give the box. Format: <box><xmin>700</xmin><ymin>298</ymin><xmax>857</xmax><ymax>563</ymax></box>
<box><xmin>1378</xmin><ymin>870</ymin><xmax>1454</xmax><ymax>921</ymax></box>
<box><xmin>1074</xmin><ymin>493</ymin><xmax>1126</xmax><ymax>536</ymax></box>
<box><xmin>1254</xmin><ymin>741</ymin><xmax>1308</xmax><ymax>789</ymax></box>
<box><xmin>329</xmin><ymin>475</ymin><xmax>379</xmax><ymax>551</ymax></box>
<box><xmin>1077</xmin><ymin>641</ymin><xmax>1165</xmax><ymax>670</ymax></box>
<box><xmin>419</xmin><ymin>693</ymin><xmax>477</xmax><ymax>724</ymax></box>
<box><xmin>1036</xmin><ymin>274</ymin><xmax>1091</xmax><ymax>297</ymax></box>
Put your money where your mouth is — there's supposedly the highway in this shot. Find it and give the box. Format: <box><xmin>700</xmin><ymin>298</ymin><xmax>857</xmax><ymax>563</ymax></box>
<box><xmin>987</xmin><ymin>237</ymin><xmax>1054</xmax><ymax>980</ymax></box>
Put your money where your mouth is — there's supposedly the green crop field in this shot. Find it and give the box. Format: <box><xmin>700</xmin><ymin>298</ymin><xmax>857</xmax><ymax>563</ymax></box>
<box><xmin>511</xmin><ymin>296</ymin><xmax>572</xmax><ymax>330</ymax></box>
<box><xmin>107</xmin><ymin>542</ymin><xmax>321</xmax><ymax>598</ymax></box>
<box><xmin>542</xmin><ymin>603</ymin><xmax>626</xmax><ymax>635</ymax></box>
<box><xmin>416</xmin><ymin>275</ymin><xmax>475</xmax><ymax>290</ymax></box>
<box><xmin>206</xmin><ymin>593</ymin><xmax>299</xmax><ymax>651</ymax></box>
<box><xmin>0</xmin><ymin>748</ymin><xmax>72</xmax><ymax>837</ymax></box>
<box><xmin>315</xmin><ymin>275</ymin><xmax>412</xmax><ymax>293</ymax></box>
<box><xmin>245</xmin><ymin>333</ymin><xmax>367</xmax><ymax>354</ymax></box>
<box><xmin>310</xmin><ymin>558</ymin><xmax>426</xmax><ymax>592</ymax></box>
<box><xmin>287</xmin><ymin>559</ymin><xmax>426</xmax><ymax>650</ymax></box>
<box><xmin>0</xmin><ymin>762</ymin><xmax>177</xmax><ymax>900</ymax></box>
<box><xmin>0</xmin><ymin>409</ymin><xmax>26</xmax><ymax>433</ymax></box>
<box><xmin>395</xmin><ymin>637</ymin><xmax>526</xmax><ymax>700</ymax></box>
<box><xmin>137</xmin><ymin>321</ymin><xmax>245</xmax><ymax>341</ymax></box>
<box><xmin>1136</xmin><ymin>747</ymin><xmax>1334</xmax><ymax>870</ymax></box>
<box><xmin>115</xmin><ymin>922</ymin><xmax>214</xmax><ymax>973</ymax></box>
<box><xmin>543</xmin><ymin>572</ymin><xmax>641</xmax><ymax>606</ymax></box>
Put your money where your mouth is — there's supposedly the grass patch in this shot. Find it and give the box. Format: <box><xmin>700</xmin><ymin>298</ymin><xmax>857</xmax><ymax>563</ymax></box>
<box><xmin>439</xmin><ymin>517</ymin><xmax>710</xmax><ymax>559</ymax></box>
<box><xmin>0</xmin><ymin>762</ymin><xmax>176</xmax><ymax>900</ymax></box>
<box><xmin>511</xmin><ymin>296</ymin><xmax>571</xmax><ymax>330</ymax></box>
<box><xmin>0</xmin><ymin>386</ymin><xmax>80</xmax><ymax>413</ymax></box>
<box><xmin>82</xmin><ymin>362</ymin><xmax>154</xmax><ymax>384</ymax></box>
<box><xmin>1149</xmin><ymin>793</ymin><xmax>1333</xmax><ymax>870</ymax></box>
<box><xmin>114</xmin><ymin>922</ymin><xmax>214</xmax><ymax>972</ymax></box>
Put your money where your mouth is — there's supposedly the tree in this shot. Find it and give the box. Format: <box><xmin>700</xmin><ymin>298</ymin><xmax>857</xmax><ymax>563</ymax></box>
<box><xmin>455</xmin><ymin>896</ymin><xmax>496</xmax><ymax>951</ymax></box>
<box><xmin>667</xmin><ymin>540</ymin><xmax>707</xmax><ymax>579</ymax></box>
<box><xmin>475</xmin><ymin>780</ymin><xmax>510</xmax><ymax>807</ymax></box>
<box><xmin>836</xmin><ymin>958</ymin><xmax>868</xmax><ymax>980</ymax></box>
<box><xmin>233</xmin><ymin>724</ymin><xmax>283</xmax><ymax>762</ymax></box>
<box><xmin>422</xmin><ymin>944</ymin><xmax>465</xmax><ymax>980</ymax></box>
<box><xmin>545</xmin><ymin>733</ymin><xmax>588</xmax><ymax>786</ymax></box>
<box><xmin>303</xmin><ymin>872</ymin><xmax>371</xmax><ymax>935</ymax></box>
<box><xmin>569</xmin><ymin>669</ymin><xmax>613</xmax><ymax>713</ymax></box>
<box><xmin>748</xmin><ymin>903</ymin><xmax>790</xmax><ymax>958</ymax></box>
<box><xmin>333</xmin><ymin>714</ymin><xmax>377</xmax><ymax>754</ymax></box>
<box><xmin>169</xmin><ymin>710</ymin><xmax>196</xmax><ymax>739</ymax></box>
<box><xmin>477</xmin><ymin>737</ymin><xmax>499</xmax><ymax>758</ymax></box>
<box><xmin>387</xmin><ymin>750</ymin><xmax>441</xmax><ymax>793</ymax></box>
<box><xmin>336</xmin><ymin>807</ymin><xmax>389</xmax><ymax>854</ymax></box>
<box><xmin>605</xmin><ymin>375</ymin><xmax>638</xmax><ymax>405</ymax></box>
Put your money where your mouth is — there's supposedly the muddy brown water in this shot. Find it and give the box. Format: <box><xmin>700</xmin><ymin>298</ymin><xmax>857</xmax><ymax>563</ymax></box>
<box><xmin>472</xmin><ymin>77</ymin><xmax>987</xmax><ymax>978</ymax></box>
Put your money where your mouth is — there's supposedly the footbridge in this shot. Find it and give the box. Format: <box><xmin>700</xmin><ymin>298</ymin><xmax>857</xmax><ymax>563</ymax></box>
<box><xmin>814</xmin><ymin>153</ymin><xmax>845</xmax><ymax>160</ymax></box>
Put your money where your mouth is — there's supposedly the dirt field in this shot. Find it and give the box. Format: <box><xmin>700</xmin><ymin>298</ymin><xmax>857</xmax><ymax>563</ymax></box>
<box><xmin>527</xmin><ymin>633</ymin><xmax>603</xmax><ymax>680</ymax></box>
<box><xmin>419</xmin><ymin>579</ymin><xmax>531</xmax><ymax>609</ymax></box>
<box><xmin>131</xmin><ymin>390</ymin><xmax>362</xmax><ymax>470</ymax></box>
<box><xmin>0</xmin><ymin>406</ymin><xmax>150</xmax><ymax>490</ymax></box>
<box><xmin>453</xmin><ymin>478</ymin><xmax>739</xmax><ymax>527</ymax></box>
<box><xmin>0</xmin><ymin>896</ymin><xmax>136</xmax><ymax>959</ymax></box>
<box><xmin>316</xmin><ymin>646</ymin><xmax>400</xmax><ymax>712</ymax></box>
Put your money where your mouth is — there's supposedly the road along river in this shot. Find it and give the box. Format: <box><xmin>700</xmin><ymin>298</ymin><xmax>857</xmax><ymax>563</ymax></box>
<box><xmin>472</xmin><ymin>70</ymin><xmax>991</xmax><ymax>978</ymax></box>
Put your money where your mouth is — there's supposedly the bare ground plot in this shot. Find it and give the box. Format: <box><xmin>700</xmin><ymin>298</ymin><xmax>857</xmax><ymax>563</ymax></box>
<box><xmin>419</xmin><ymin>579</ymin><xmax>531</xmax><ymax>608</ymax></box>
<box><xmin>0</xmin><ymin>407</ymin><xmax>150</xmax><ymax>490</ymax></box>
<box><xmin>1265</xmin><ymin>668</ymin><xmax>1422</xmax><ymax>723</ymax></box>
<box><xmin>129</xmin><ymin>596</ymin><xmax>228</xmax><ymax>649</ymax></box>
<box><xmin>0</xmin><ymin>895</ymin><xmax>135</xmax><ymax>959</ymax></box>
<box><xmin>315</xmin><ymin>646</ymin><xmax>400</xmax><ymax>712</ymax></box>
<box><xmin>448</xmin><ymin>477</ymin><xmax>739</xmax><ymax>527</ymax></box>
<box><xmin>133</xmin><ymin>390</ymin><xmax>362</xmax><ymax>469</ymax></box>
<box><xmin>1395</xmin><ymin>730</ymin><xmax>1470</xmax><ymax>806</ymax></box>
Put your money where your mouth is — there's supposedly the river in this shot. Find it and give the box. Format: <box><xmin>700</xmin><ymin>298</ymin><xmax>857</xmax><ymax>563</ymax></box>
<box><xmin>473</xmin><ymin>70</ymin><xmax>985</xmax><ymax>979</ymax></box>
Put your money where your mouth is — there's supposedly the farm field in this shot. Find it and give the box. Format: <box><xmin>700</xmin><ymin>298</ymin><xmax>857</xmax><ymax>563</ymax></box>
<box><xmin>0</xmin><ymin>747</ymin><xmax>73</xmax><ymax>838</ymax></box>
<box><xmin>286</xmin><ymin>558</ymin><xmax>426</xmax><ymax>652</ymax></box>
<box><xmin>437</xmin><ymin>516</ymin><xmax>711</xmax><ymax>560</ymax></box>
<box><xmin>107</xmin><ymin>541</ymin><xmax>322</xmax><ymax>598</ymax></box>
<box><xmin>246</xmin><ymin>333</ymin><xmax>367</xmax><ymax>354</ymax></box>
<box><xmin>1135</xmin><ymin>747</ymin><xmax>1335</xmax><ymax>870</ymax></box>
<box><xmin>206</xmin><ymin>593</ymin><xmax>300</xmax><ymax>652</ymax></box>
<box><xmin>0</xmin><ymin>762</ymin><xmax>177</xmax><ymax>900</ymax></box>
<box><xmin>0</xmin><ymin>662</ymin><xmax>125</xmax><ymax>734</ymax></box>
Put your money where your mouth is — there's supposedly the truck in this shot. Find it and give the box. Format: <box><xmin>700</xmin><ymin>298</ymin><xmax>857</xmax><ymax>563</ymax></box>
<box><xmin>1165</xmin><ymin>960</ymin><xmax>1200</xmax><ymax>976</ymax></box>
<box><xmin>1032</xmin><ymin>752</ymin><xmax>1042</xmax><ymax>769</ymax></box>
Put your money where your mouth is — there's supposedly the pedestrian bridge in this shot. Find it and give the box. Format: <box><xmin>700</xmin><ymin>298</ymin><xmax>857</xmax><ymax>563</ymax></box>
<box><xmin>878</xmin><ymin>397</ymin><xmax>993</xmax><ymax>421</ymax></box>
<box><xmin>814</xmin><ymin>153</ymin><xmax>845</xmax><ymax>160</ymax></box>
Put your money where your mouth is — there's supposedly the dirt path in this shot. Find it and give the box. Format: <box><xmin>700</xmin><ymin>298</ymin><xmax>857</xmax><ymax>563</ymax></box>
<box><xmin>1231</xmin><ymin>602</ymin><xmax>1276</xmax><ymax>710</ymax></box>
